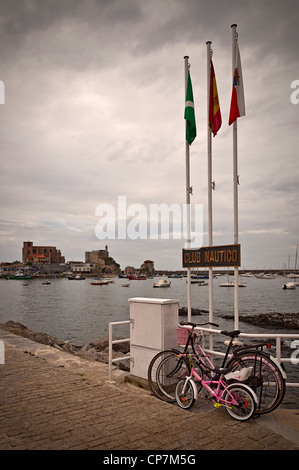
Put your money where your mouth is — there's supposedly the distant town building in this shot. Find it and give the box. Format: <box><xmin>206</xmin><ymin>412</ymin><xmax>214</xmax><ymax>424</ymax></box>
<box><xmin>69</xmin><ymin>262</ymin><xmax>96</xmax><ymax>273</ymax></box>
<box><xmin>125</xmin><ymin>266</ymin><xmax>135</xmax><ymax>275</ymax></box>
<box><xmin>85</xmin><ymin>245</ymin><xmax>109</xmax><ymax>265</ymax></box>
<box><xmin>85</xmin><ymin>246</ymin><xmax>120</xmax><ymax>273</ymax></box>
<box><xmin>22</xmin><ymin>241</ymin><xmax>65</xmax><ymax>264</ymax></box>
<box><xmin>140</xmin><ymin>259</ymin><xmax>155</xmax><ymax>276</ymax></box>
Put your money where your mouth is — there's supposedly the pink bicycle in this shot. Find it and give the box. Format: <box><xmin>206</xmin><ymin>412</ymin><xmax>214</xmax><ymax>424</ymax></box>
<box><xmin>175</xmin><ymin>354</ymin><xmax>258</xmax><ymax>421</ymax></box>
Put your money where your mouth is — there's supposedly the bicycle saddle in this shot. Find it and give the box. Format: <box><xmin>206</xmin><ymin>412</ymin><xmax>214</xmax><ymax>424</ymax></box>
<box><xmin>220</xmin><ymin>330</ymin><xmax>240</xmax><ymax>338</ymax></box>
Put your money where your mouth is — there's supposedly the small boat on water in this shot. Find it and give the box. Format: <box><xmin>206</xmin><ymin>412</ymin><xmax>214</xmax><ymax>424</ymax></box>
<box><xmin>282</xmin><ymin>282</ymin><xmax>296</xmax><ymax>290</ymax></box>
<box><xmin>197</xmin><ymin>280</ymin><xmax>208</xmax><ymax>286</ymax></box>
<box><xmin>219</xmin><ymin>281</ymin><xmax>247</xmax><ymax>287</ymax></box>
<box><xmin>153</xmin><ymin>278</ymin><xmax>171</xmax><ymax>288</ymax></box>
<box><xmin>256</xmin><ymin>273</ymin><xmax>277</xmax><ymax>279</ymax></box>
<box><xmin>219</xmin><ymin>281</ymin><xmax>234</xmax><ymax>287</ymax></box>
<box><xmin>121</xmin><ymin>283</ymin><xmax>130</xmax><ymax>287</ymax></box>
<box><xmin>67</xmin><ymin>274</ymin><xmax>85</xmax><ymax>280</ymax></box>
<box><xmin>91</xmin><ymin>281</ymin><xmax>109</xmax><ymax>285</ymax></box>
<box><xmin>42</xmin><ymin>281</ymin><xmax>51</xmax><ymax>285</ymax></box>
<box><xmin>5</xmin><ymin>271</ymin><xmax>33</xmax><ymax>280</ymax></box>
<box><xmin>127</xmin><ymin>275</ymin><xmax>147</xmax><ymax>280</ymax></box>
<box><xmin>92</xmin><ymin>277</ymin><xmax>115</xmax><ymax>284</ymax></box>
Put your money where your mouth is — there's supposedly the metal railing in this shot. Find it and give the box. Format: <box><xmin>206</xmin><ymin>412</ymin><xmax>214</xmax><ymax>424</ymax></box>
<box><xmin>196</xmin><ymin>326</ymin><xmax>299</xmax><ymax>388</ymax></box>
<box><xmin>108</xmin><ymin>320</ymin><xmax>131</xmax><ymax>382</ymax></box>
<box><xmin>108</xmin><ymin>321</ymin><xmax>299</xmax><ymax>387</ymax></box>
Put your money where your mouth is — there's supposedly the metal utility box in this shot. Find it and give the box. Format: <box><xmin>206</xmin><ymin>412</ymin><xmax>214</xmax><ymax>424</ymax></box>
<box><xmin>129</xmin><ymin>297</ymin><xmax>179</xmax><ymax>380</ymax></box>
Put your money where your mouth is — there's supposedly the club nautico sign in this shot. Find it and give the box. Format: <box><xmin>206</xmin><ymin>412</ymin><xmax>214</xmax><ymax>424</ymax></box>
<box><xmin>182</xmin><ymin>244</ymin><xmax>241</xmax><ymax>268</ymax></box>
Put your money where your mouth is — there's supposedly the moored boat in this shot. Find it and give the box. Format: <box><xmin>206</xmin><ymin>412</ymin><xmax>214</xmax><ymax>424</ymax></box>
<box><xmin>127</xmin><ymin>275</ymin><xmax>147</xmax><ymax>280</ymax></box>
<box><xmin>5</xmin><ymin>271</ymin><xmax>33</xmax><ymax>280</ymax></box>
<box><xmin>282</xmin><ymin>282</ymin><xmax>296</xmax><ymax>290</ymax></box>
<box><xmin>153</xmin><ymin>278</ymin><xmax>171</xmax><ymax>288</ymax></box>
<box><xmin>197</xmin><ymin>280</ymin><xmax>208</xmax><ymax>286</ymax></box>
<box><xmin>219</xmin><ymin>281</ymin><xmax>247</xmax><ymax>287</ymax></box>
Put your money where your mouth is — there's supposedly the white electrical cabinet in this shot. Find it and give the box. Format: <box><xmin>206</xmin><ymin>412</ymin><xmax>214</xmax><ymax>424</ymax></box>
<box><xmin>129</xmin><ymin>297</ymin><xmax>179</xmax><ymax>380</ymax></box>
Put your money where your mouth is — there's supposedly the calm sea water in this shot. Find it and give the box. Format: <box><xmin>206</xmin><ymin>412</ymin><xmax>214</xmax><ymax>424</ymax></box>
<box><xmin>0</xmin><ymin>274</ymin><xmax>297</xmax><ymax>344</ymax></box>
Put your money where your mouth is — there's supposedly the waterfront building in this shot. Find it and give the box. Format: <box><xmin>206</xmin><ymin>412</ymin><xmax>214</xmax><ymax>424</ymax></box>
<box><xmin>85</xmin><ymin>246</ymin><xmax>120</xmax><ymax>273</ymax></box>
<box><xmin>69</xmin><ymin>262</ymin><xmax>97</xmax><ymax>273</ymax></box>
<box><xmin>22</xmin><ymin>241</ymin><xmax>65</xmax><ymax>265</ymax></box>
<box><xmin>140</xmin><ymin>260</ymin><xmax>155</xmax><ymax>276</ymax></box>
<box><xmin>85</xmin><ymin>246</ymin><xmax>109</xmax><ymax>265</ymax></box>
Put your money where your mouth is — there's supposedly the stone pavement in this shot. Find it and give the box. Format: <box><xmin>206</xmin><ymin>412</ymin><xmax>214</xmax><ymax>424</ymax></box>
<box><xmin>0</xmin><ymin>328</ymin><xmax>298</xmax><ymax>452</ymax></box>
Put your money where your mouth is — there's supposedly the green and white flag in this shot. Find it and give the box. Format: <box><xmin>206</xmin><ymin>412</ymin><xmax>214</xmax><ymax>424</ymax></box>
<box><xmin>185</xmin><ymin>71</ymin><xmax>196</xmax><ymax>145</ymax></box>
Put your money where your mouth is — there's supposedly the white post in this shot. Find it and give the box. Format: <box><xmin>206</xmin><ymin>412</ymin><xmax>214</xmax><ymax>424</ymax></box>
<box><xmin>108</xmin><ymin>322</ymin><xmax>113</xmax><ymax>382</ymax></box>
<box><xmin>184</xmin><ymin>55</ymin><xmax>192</xmax><ymax>322</ymax></box>
<box><xmin>206</xmin><ymin>41</ymin><xmax>214</xmax><ymax>351</ymax></box>
<box><xmin>0</xmin><ymin>340</ymin><xmax>4</xmax><ymax>364</ymax></box>
<box><xmin>231</xmin><ymin>24</ymin><xmax>239</xmax><ymax>330</ymax></box>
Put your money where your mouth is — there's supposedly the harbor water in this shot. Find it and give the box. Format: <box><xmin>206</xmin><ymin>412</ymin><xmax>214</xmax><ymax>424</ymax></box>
<box><xmin>0</xmin><ymin>274</ymin><xmax>297</xmax><ymax>344</ymax></box>
<box><xmin>0</xmin><ymin>274</ymin><xmax>298</xmax><ymax>407</ymax></box>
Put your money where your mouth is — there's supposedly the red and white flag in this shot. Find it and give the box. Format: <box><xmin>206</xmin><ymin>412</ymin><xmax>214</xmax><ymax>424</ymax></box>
<box><xmin>229</xmin><ymin>42</ymin><xmax>245</xmax><ymax>125</ymax></box>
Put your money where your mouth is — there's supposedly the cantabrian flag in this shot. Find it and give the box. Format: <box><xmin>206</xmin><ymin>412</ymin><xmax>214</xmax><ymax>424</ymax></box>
<box><xmin>185</xmin><ymin>71</ymin><xmax>196</xmax><ymax>145</ymax></box>
<box><xmin>209</xmin><ymin>59</ymin><xmax>222</xmax><ymax>136</ymax></box>
<box><xmin>229</xmin><ymin>42</ymin><xmax>245</xmax><ymax>125</ymax></box>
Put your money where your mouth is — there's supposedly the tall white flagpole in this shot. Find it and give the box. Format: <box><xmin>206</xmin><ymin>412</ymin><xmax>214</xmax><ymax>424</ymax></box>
<box><xmin>206</xmin><ymin>41</ymin><xmax>214</xmax><ymax>350</ymax></box>
<box><xmin>184</xmin><ymin>55</ymin><xmax>192</xmax><ymax>322</ymax></box>
<box><xmin>231</xmin><ymin>24</ymin><xmax>239</xmax><ymax>330</ymax></box>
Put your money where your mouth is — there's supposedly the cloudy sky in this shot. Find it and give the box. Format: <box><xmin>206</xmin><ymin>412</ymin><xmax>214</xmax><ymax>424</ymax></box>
<box><xmin>0</xmin><ymin>0</ymin><xmax>298</xmax><ymax>270</ymax></box>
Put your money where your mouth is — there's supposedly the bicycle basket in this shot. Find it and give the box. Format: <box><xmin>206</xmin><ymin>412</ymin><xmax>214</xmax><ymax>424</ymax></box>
<box><xmin>176</xmin><ymin>328</ymin><xmax>195</xmax><ymax>345</ymax></box>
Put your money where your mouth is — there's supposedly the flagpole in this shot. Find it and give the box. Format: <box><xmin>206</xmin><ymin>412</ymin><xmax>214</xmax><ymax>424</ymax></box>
<box><xmin>206</xmin><ymin>41</ymin><xmax>214</xmax><ymax>350</ymax></box>
<box><xmin>184</xmin><ymin>55</ymin><xmax>192</xmax><ymax>322</ymax></box>
<box><xmin>231</xmin><ymin>24</ymin><xmax>239</xmax><ymax>330</ymax></box>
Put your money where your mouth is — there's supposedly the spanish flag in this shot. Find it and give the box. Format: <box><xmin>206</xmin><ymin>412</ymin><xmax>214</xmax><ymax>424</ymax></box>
<box><xmin>209</xmin><ymin>60</ymin><xmax>222</xmax><ymax>136</ymax></box>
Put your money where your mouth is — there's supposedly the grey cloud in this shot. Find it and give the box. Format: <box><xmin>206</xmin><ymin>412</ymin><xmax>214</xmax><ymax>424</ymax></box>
<box><xmin>0</xmin><ymin>0</ymin><xmax>298</xmax><ymax>269</ymax></box>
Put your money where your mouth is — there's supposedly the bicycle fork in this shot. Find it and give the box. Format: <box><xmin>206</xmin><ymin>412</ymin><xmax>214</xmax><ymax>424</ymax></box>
<box><xmin>181</xmin><ymin>376</ymin><xmax>198</xmax><ymax>401</ymax></box>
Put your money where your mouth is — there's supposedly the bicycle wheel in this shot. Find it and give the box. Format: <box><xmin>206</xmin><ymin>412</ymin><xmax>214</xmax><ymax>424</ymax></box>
<box><xmin>148</xmin><ymin>349</ymin><xmax>190</xmax><ymax>402</ymax></box>
<box><xmin>175</xmin><ymin>378</ymin><xmax>196</xmax><ymax>410</ymax></box>
<box><xmin>223</xmin><ymin>383</ymin><xmax>256</xmax><ymax>422</ymax></box>
<box><xmin>226</xmin><ymin>351</ymin><xmax>286</xmax><ymax>414</ymax></box>
<box><xmin>156</xmin><ymin>352</ymin><xmax>191</xmax><ymax>401</ymax></box>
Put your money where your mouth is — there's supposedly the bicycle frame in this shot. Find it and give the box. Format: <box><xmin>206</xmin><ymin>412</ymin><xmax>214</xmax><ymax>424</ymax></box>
<box><xmin>182</xmin><ymin>366</ymin><xmax>258</xmax><ymax>408</ymax></box>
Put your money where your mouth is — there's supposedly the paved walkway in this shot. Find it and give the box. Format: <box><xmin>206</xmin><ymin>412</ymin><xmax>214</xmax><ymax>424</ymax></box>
<box><xmin>0</xmin><ymin>328</ymin><xmax>298</xmax><ymax>451</ymax></box>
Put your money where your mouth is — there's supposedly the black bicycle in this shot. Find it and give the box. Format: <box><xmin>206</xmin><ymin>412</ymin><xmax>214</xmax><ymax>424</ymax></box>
<box><xmin>148</xmin><ymin>321</ymin><xmax>286</xmax><ymax>414</ymax></box>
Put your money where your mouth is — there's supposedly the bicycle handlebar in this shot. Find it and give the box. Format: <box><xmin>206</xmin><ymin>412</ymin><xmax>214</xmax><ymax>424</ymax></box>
<box><xmin>180</xmin><ymin>321</ymin><xmax>219</xmax><ymax>328</ymax></box>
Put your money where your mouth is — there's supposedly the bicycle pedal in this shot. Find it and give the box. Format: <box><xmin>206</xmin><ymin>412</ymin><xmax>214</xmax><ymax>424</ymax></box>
<box><xmin>214</xmin><ymin>403</ymin><xmax>222</xmax><ymax>408</ymax></box>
